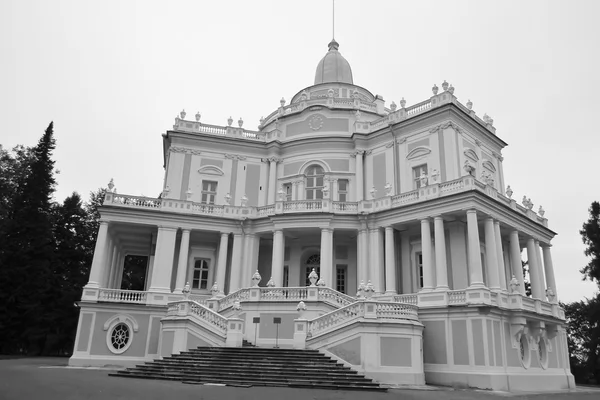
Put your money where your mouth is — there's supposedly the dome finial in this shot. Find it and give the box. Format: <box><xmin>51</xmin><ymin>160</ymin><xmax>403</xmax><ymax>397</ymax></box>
<box><xmin>328</xmin><ymin>39</ymin><xmax>339</xmax><ymax>51</ymax></box>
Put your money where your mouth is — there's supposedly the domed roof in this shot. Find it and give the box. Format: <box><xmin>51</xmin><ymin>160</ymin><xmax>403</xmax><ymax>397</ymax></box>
<box><xmin>314</xmin><ymin>39</ymin><xmax>354</xmax><ymax>85</ymax></box>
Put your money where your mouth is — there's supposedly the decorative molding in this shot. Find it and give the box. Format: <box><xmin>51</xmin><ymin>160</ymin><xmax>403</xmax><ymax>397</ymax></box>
<box><xmin>350</xmin><ymin>150</ymin><xmax>365</xmax><ymax>157</ymax></box>
<box><xmin>103</xmin><ymin>314</ymin><xmax>139</xmax><ymax>332</ymax></box>
<box><xmin>463</xmin><ymin>148</ymin><xmax>480</xmax><ymax>162</ymax></box>
<box><xmin>475</xmin><ymin>138</ymin><xmax>483</xmax><ymax>147</ymax></box>
<box><xmin>170</xmin><ymin>146</ymin><xmax>201</xmax><ymax>155</ymax></box>
<box><xmin>482</xmin><ymin>160</ymin><xmax>497</xmax><ymax>173</ymax></box>
<box><xmin>308</xmin><ymin>114</ymin><xmax>324</xmax><ymax>131</ymax></box>
<box><xmin>197</xmin><ymin>165</ymin><xmax>225</xmax><ymax>176</ymax></box>
<box><xmin>406</xmin><ymin>146</ymin><xmax>432</xmax><ymax>160</ymax></box>
<box><xmin>492</xmin><ymin>151</ymin><xmax>504</xmax><ymax>161</ymax></box>
<box><xmin>397</xmin><ymin>137</ymin><xmax>407</xmax><ymax>144</ymax></box>
<box><xmin>429</xmin><ymin>121</ymin><xmax>464</xmax><ymax>135</ymax></box>
<box><xmin>224</xmin><ymin>154</ymin><xmax>247</xmax><ymax>161</ymax></box>
<box><xmin>364</xmin><ymin>150</ymin><xmax>373</xmax><ymax>155</ymax></box>
<box><xmin>385</xmin><ymin>141</ymin><xmax>394</xmax><ymax>148</ymax></box>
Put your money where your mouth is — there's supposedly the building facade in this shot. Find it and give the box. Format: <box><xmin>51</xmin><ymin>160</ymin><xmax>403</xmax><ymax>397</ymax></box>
<box><xmin>70</xmin><ymin>39</ymin><xmax>574</xmax><ymax>391</ymax></box>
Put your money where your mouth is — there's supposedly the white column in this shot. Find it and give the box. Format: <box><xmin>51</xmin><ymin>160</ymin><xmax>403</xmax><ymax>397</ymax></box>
<box><xmin>105</xmin><ymin>242</ymin><xmax>116</xmax><ymax>288</ymax></box>
<box><xmin>271</xmin><ymin>229</ymin><xmax>285</xmax><ymax>286</ymax></box>
<box><xmin>420</xmin><ymin>219</ymin><xmax>434</xmax><ymax>291</ymax></box>
<box><xmin>401</xmin><ymin>233</ymin><xmax>412</xmax><ymax>293</ymax></box>
<box><xmin>174</xmin><ymin>229</ymin><xmax>191</xmax><ymax>292</ymax></box>
<box><xmin>331</xmin><ymin>178</ymin><xmax>338</xmax><ymax>201</ymax></box>
<box><xmin>214</xmin><ymin>232</ymin><xmax>229</xmax><ymax>295</ymax></box>
<box><xmin>542</xmin><ymin>245</ymin><xmax>558</xmax><ymax>303</ymax></box>
<box><xmin>466</xmin><ymin>210</ymin><xmax>484</xmax><ymax>287</ymax></box>
<box><xmin>115</xmin><ymin>253</ymin><xmax>125</xmax><ymax>290</ymax></box>
<box><xmin>494</xmin><ymin>222</ymin><xmax>507</xmax><ymax>290</ymax></box>
<box><xmin>228</xmin><ymin>233</ymin><xmax>244</xmax><ymax>293</ymax></box>
<box><xmin>384</xmin><ymin>226</ymin><xmax>397</xmax><ymax>294</ymax></box>
<box><xmin>298</xmin><ymin>180</ymin><xmax>305</xmax><ymax>200</ymax></box>
<box><xmin>241</xmin><ymin>233</ymin><xmax>256</xmax><ymax>288</ymax></box>
<box><xmin>434</xmin><ymin>216</ymin><xmax>449</xmax><ymax>290</ymax></box>
<box><xmin>86</xmin><ymin>221</ymin><xmax>110</xmax><ymax>288</ymax></box>
<box><xmin>354</xmin><ymin>151</ymin><xmax>364</xmax><ymax>201</ymax></box>
<box><xmin>358</xmin><ymin>229</ymin><xmax>368</xmax><ymax>286</ymax></box>
<box><xmin>149</xmin><ymin>226</ymin><xmax>178</xmax><ymax>293</ymax></box>
<box><xmin>110</xmin><ymin>250</ymin><xmax>121</xmax><ymax>289</ymax></box>
<box><xmin>509</xmin><ymin>230</ymin><xmax>526</xmax><ymax>295</ymax></box>
<box><xmin>320</xmin><ymin>228</ymin><xmax>333</xmax><ymax>287</ymax></box>
<box><xmin>535</xmin><ymin>240</ymin><xmax>547</xmax><ymax>299</ymax></box>
<box><xmin>267</xmin><ymin>159</ymin><xmax>277</xmax><ymax>204</ymax></box>
<box><xmin>526</xmin><ymin>238</ymin><xmax>543</xmax><ymax>299</ymax></box>
<box><xmin>484</xmin><ymin>218</ymin><xmax>500</xmax><ymax>290</ymax></box>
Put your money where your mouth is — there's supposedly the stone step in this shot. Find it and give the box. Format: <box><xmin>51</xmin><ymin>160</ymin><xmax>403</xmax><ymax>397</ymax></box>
<box><xmin>110</xmin><ymin>346</ymin><xmax>385</xmax><ymax>391</ymax></box>
<box><xmin>110</xmin><ymin>370</ymin><xmax>384</xmax><ymax>391</ymax></box>
<box><xmin>132</xmin><ymin>365</ymin><xmax>368</xmax><ymax>380</ymax></box>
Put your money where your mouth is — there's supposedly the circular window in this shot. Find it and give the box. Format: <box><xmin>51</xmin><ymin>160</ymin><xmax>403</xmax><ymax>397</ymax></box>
<box><xmin>519</xmin><ymin>334</ymin><xmax>531</xmax><ymax>369</ymax></box>
<box><xmin>538</xmin><ymin>339</ymin><xmax>548</xmax><ymax>369</ymax></box>
<box><xmin>107</xmin><ymin>322</ymin><xmax>132</xmax><ymax>354</ymax></box>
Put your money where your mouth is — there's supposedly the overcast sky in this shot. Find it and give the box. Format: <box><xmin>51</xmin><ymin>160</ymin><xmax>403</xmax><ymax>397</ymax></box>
<box><xmin>1</xmin><ymin>0</ymin><xmax>599</xmax><ymax>303</ymax></box>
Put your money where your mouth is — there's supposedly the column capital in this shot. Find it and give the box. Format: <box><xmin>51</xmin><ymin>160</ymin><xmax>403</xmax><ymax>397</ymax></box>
<box><xmin>420</xmin><ymin>217</ymin><xmax>431</xmax><ymax>223</ymax></box>
<box><xmin>385</xmin><ymin>225</ymin><xmax>395</xmax><ymax>232</ymax></box>
<box><xmin>432</xmin><ymin>215</ymin><xmax>444</xmax><ymax>221</ymax></box>
<box><xmin>220</xmin><ymin>231</ymin><xmax>230</xmax><ymax>237</ymax></box>
<box><xmin>350</xmin><ymin>150</ymin><xmax>365</xmax><ymax>157</ymax></box>
<box><xmin>466</xmin><ymin>208</ymin><xmax>478</xmax><ymax>215</ymax></box>
<box><xmin>321</xmin><ymin>227</ymin><xmax>333</xmax><ymax>233</ymax></box>
<box><xmin>181</xmin><ymin>228</ymin><xmax>191</xmax><ymax>234</ymax></box>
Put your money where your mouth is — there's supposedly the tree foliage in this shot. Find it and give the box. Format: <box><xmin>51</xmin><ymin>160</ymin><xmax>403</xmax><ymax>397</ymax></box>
<box><xmin>580</xmin><ymin>201</ymin><xmax>600</xmax><ymax>284</ymax></box>
<box><xmin>0</xmin><ymin>123</ymin><xmax>101</xmax><ymax>355</ymax></box>
<box><xmin>563</xmin><ymin>201</ymin><xmax>600</xmax><ymax>383</ymax></box>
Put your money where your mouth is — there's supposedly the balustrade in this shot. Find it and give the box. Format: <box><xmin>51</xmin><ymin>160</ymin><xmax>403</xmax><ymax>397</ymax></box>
<box><xmin>98</xmin><ymin>289</ymin><xmax>147</xmax><ymax>304</ymax></box>
<box><xmin>332</xmin><ymin>201</ymin><xmax>358</xmax><ymax>212</ymax></box>
<box><xmin>307</xmin><ymin>301</ymin><xmax>365</xmax><ymax>338</ymax></box>
<box><xmin>318</xmin><ymin>287</ymin><xmax>356</xmax><ymax>307</ymax></box>
<box><xmin>375</xmin><ymin>302</ymin><xmax>418</xmax><ymax>320</ymax></box>
<box><xmin>405</xmin><ymin>100</ymin><xmax>432</xmax><ymax>116</ymax></box>
<box><xmin>393</xmin><ymin>294</ymin><xmax>418</xmax><ymax>305</ymax></box>
<box><xmin>111</xmin><ymin>195</ymin><xmax>161</xmax><ymax>209</ymax></box>
<box><xmin>188</xmin><ymin>302</ymin><xmax>228</xmax><ymax>336</ymax></box>
<box><xmin>448</xmin><ymin>290</ymin><xmax>467</xmax><ymax>305</ymax></box>
<box><xmin>192</xmin><ymin>203</ymin><xmax>224</xmax><ymax>215</ymax></box>
<box><xmin>283</xmin><ymin>200</ymin><xmax>322</xmax><ymax>212</ymax></box>
<box><xmin>391</xmin><ymin>191</ymin><xmax>418</xmax><ymax>206</ymax></box>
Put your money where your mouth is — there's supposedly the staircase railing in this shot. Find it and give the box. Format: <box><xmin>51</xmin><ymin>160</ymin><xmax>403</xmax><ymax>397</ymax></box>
<box><xmin>307</xmin><ymin>301</ymin><xmax>365</xmax><ymax>339</ymax></box>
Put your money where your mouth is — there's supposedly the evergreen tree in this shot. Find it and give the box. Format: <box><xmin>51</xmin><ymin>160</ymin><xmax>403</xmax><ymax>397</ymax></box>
<box><xmin>0</xmin><ymin>122</ymin><xmax>57</xmax><ymax>354</ymax></box>
<box><xmin>580</xmin><ymin>201</ymin><xmax>600</xmax><ymax>284</ymax></box>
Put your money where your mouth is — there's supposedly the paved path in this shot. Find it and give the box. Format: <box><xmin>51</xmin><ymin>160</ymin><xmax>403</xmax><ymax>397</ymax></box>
<box><xmin>1</xmin><ymin>357</ymin><xmax>598</xmax><ymax>400</ymax></box>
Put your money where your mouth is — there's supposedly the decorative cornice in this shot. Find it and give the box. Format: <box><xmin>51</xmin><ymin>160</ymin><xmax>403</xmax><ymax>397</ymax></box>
<box><xmin>492</xmin><ymin>151</ymin><xmax>504</xmax><ymax>161</ymax></box>
<box><xmin>364</xmin><ymin>150</ymin><xmax>373</xmax><ymax>155</ymax></box>
<box><xmin>170</xmin><ymin>146</ymin><xmax>201</xmax><ymax>155</ymax></box>
<box><xmin>385</xmin><ymin>141</ymin><xmax>394</xmax><ymax>148</ymax></box>
<box><xmin>397</xmin><ymin>137</ymin><xmax>407</xmax><ymax>144</ymax></box>
<box><xmin>430</xmin><ymin>121</ymin><xmax>464</xmax><ymax>135</ymax></box>
<box><xmin>350</xmin><ymin>150</ymin><xmax>365</xmax><ymax>158</ymax></box>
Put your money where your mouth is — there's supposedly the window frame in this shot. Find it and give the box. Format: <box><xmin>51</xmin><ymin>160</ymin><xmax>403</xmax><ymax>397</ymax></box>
<box><xmin>201</xmin><ymin>180</ymin><xmax>218</xmax><ymax>204</ymax></box>
<box><xmin>305</xmin><ymin>165</ymin><xmax>324</xmax><ymax>200</ymax></box>
<box><xmin>336</xmin><ymin>264</ymin><xmax>347</xmax><ymax>294</ymax></box>
<box><xmin>192</xmin><ymin>258</ymin><xmax>211</xmax><ymax>290</ymax></box>
<box><xmin>337</xmin><ymin>179</ymin><xmax>348</xmax><ymax>202</ymax></box>
<box><xmin>412</xmin><ymin>164</ymin><xmax>428</xmax><ymax>189</ymax></box>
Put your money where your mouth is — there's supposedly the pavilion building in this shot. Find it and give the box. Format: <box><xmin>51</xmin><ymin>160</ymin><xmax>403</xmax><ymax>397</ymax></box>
<box><xmin>70</xmin><ymin>38</ymin><xmax>574</xmax><ymax>392</ymax></box>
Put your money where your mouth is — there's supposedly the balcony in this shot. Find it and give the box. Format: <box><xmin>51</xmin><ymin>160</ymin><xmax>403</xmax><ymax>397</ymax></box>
<box><xmin>102</xmin><ymin>175</ymin><xmax>548</xmax><ymax>227</ymax></box>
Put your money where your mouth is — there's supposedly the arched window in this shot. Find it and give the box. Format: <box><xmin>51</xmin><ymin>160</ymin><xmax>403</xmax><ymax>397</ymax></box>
<box><xmin>305</xmin><ymin>165</ymin><xmax>324</xmax><ymax>200</ymax></box>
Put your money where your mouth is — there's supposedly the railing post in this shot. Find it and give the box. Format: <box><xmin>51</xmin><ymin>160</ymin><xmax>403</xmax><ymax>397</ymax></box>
<box><xmin>293</xmin><ymin>319</ymin><xmax>308</xmax><ymax>349</ymax></box>
<box><xmin>364</xmin><ymin>300</ymin><xmax>377</xmax><ymax>319</ymax></box>
<box><xmin>225</xmin><ymin>318</ymin><xmax>244</xmax><ymax>347</ymax></box>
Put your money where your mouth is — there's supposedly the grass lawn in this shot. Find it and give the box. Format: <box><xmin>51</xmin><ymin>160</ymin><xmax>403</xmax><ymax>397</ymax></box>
<box><xmin>1</xmin><ymin>357</ymin><xmax>599</xmax><ymax>400</ymax></box>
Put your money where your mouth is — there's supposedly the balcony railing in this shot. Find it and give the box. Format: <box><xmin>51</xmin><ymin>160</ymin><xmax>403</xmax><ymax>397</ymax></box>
<box><xmin>103</xmin><ymin>174</ymin><xmax>548</xmax><ymax>228</ymax></box>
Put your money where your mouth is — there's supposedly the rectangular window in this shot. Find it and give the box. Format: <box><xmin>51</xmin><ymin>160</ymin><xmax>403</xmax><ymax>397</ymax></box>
<box><xmin>416</xmin><ymin>252</ymin><xmax>423</xmax><ymax>289</ymax></box>
<box><xmin>201</xmin><ymin>181</ymin><xmax>217</xmax><ymax>204</ymax></box>
<box><xmin>413</xmin><ymin>165</ymin><xmax>428</xmax><ymax>189</ymax></box>
<box><xmin>338</xmin><ymin>179</ymin><xmax>348</xmax><ymax>202</ymax></box>
<box><xmin>284</xmin><ymin>184</ymin><xmax>292</xmax><ymax>202</ymax></box>
<box><xmin>283</xmin><ymin>266</ymin><xmax>289</xmax><ymax>287</ymax></box>
<box><xmin>336</xmin><ymin>265</ymin><xmax>347</xmax><ymax>294</ymax></box>
<box><xmin>192</xmin><ymin>259</ymin><xmax>210</xmax><ymax>290</ymax></box>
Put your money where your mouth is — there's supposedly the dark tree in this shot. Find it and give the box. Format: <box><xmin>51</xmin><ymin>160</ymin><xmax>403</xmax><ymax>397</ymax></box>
<box><xmin>522</xmin><ymin>260</ymin><xmax>532</xmax><ymax>297</ymax></box>
<box><xmin>0</xmin><ymin>122</ymin><xmax>57</xmax><ymax>354</ymax></box>
<box><xmin>580</xmin><ymin>201</ymin><xmax>600</xmax><ymax>284</ymax></box>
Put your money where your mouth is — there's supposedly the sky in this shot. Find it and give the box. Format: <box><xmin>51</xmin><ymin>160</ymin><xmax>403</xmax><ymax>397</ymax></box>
<box><xmin>1</xmin><ymin>0</ymin><xmax>599</xmax><ymax>303</ymax></box>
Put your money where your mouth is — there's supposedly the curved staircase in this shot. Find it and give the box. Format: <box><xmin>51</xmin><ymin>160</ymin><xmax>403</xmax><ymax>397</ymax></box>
<box><xmin>110</xmin><ymin>346</ymin><xmax>386</xmax><ymax>391</ymax></box>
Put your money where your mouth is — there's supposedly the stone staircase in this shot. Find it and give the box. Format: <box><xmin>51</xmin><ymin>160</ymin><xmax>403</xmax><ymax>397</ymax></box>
<box><xmin>110</xmin><ymin>347</ymin><xmax>386</xmax><ymax>391</ymax></box>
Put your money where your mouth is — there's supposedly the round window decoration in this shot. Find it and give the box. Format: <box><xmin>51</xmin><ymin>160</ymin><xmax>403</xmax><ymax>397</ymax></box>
<box><xmin>104</xmin><ymin>314</ymin><xmax>138</xmax><ymax>355</ymax></box>
<box><xmin>111</xmin><ymin>323</ymin><xmax>130</xmax><ymax>352</ymax></box>
<box><xmin>519</xmin><ymin>334</ymin><xmax>531</xmax><ymax>369</ymax></box>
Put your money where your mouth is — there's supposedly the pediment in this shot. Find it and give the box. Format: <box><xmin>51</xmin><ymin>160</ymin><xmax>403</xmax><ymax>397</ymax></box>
<box><xmin>463</xmin><ymin>148</ymin><xmax>479</xmax><ymax>162</ymax></box>
<box><xmin>197</xmin><ymin>165</ymin><xmax>224</xmax><ymax>176</ymax></box>
<box><xmin>482</xmin><ymin>160</ymin><xmax>497</xmax><ymax>172</ymax></box>
<box><xmin>406</xmin><ymin>146</ymin><xmax>431</xmax><ymax>160</ymax></box>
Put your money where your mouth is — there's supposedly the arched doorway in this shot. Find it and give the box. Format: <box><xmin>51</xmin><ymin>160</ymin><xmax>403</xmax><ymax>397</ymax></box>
<box><xmin>304</xmin><ymin>253</ymin><xmax>320</xmax><ymax>286</ymax></box>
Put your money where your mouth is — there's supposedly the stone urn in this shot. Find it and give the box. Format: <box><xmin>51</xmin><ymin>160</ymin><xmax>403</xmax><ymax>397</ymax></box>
<box><xmin>400</xmin><ymin>97</ymin><xmax>406</xmax><ymax>108</ymax></box>
<box><xmin>364</xmin><ymin>280</ymin><xmax>375</xmax><ymax>300</ymax></box>
<box><xmin>195</xmin><ymin>111</ymin><xmax>201</xmax><ymax>122</ymax></box>
<box><xmin>506</xmin><ymin>185</ymin><xmax>513</xmax><ymax>199</ymax></box>
<box><xmin>296</xmin><ymin>301</ymin><xmax>307</xmax><ymax>317</ymax></box>
<box><xmin>182</xmin><ymin>282</ymin><xmax>191</xmax><ymax>299</ymax></box>
<box><xmin>442</xmin><ymin>80</ymin><xmax>449</xmax><ymax>91</ymax></box>
<box><xmin>280</xmin><ymin>97</ymin><xmax>285</xmax><ymax>107</ymax></box>
<box><xmin>227</xmin><ymin>116</ymin><xmax>233</xmax><ymax>126</ymax></box>
<box><xmin>108</xmin><ymin>178</ymin><xmax>115</xmax><ymax>192</ymax></box>
<box><xmin>390</xmin><ymin>101</ymin><xmax>397</xmax><ymax>111</ymax></box>
<box><xmin>356</xmin><ymin>280</ymin><xmax>366</xmax><ymax>299</ymax></box>
<box><xmin>251</xmin><ymin>270</ymin><xmax>261</xmax><ymax>287</ymax></box>
<box><xmin>180</xmin><ymin>109</ymin><xmax>186</xmax><ymax>119</ymax></box>
<box><xmin>238</xmin><ymin>117</ymin><xmax>244</xmax><ymax>128</ymax></box>
<box><xmin>232</xmin><ymin>301</ymin><xmax>242</xmax><ymax>317</ymax></box>
<box><xmin>509</xmin><ymin>275</ymin><xmax>520</xmax><ymax>293</ymax></box>
<box><xmin>466</xmin><ymin>99</ymin><xmax>473</xmax><ymax>110</ymax></box>
<box><xmin>210</xmin><ymin>282</ymin><xmax>220</xmax><ymax>298</ymax></box>
<box><xmin>432</xmin><ymin>84</ymin><xmax>439</xmax><ymax>95</ymax></box>
<box><xmin>308</xmin><ymin>268</ymin><xmax>319</xmax><ymax>286</ymax></box>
